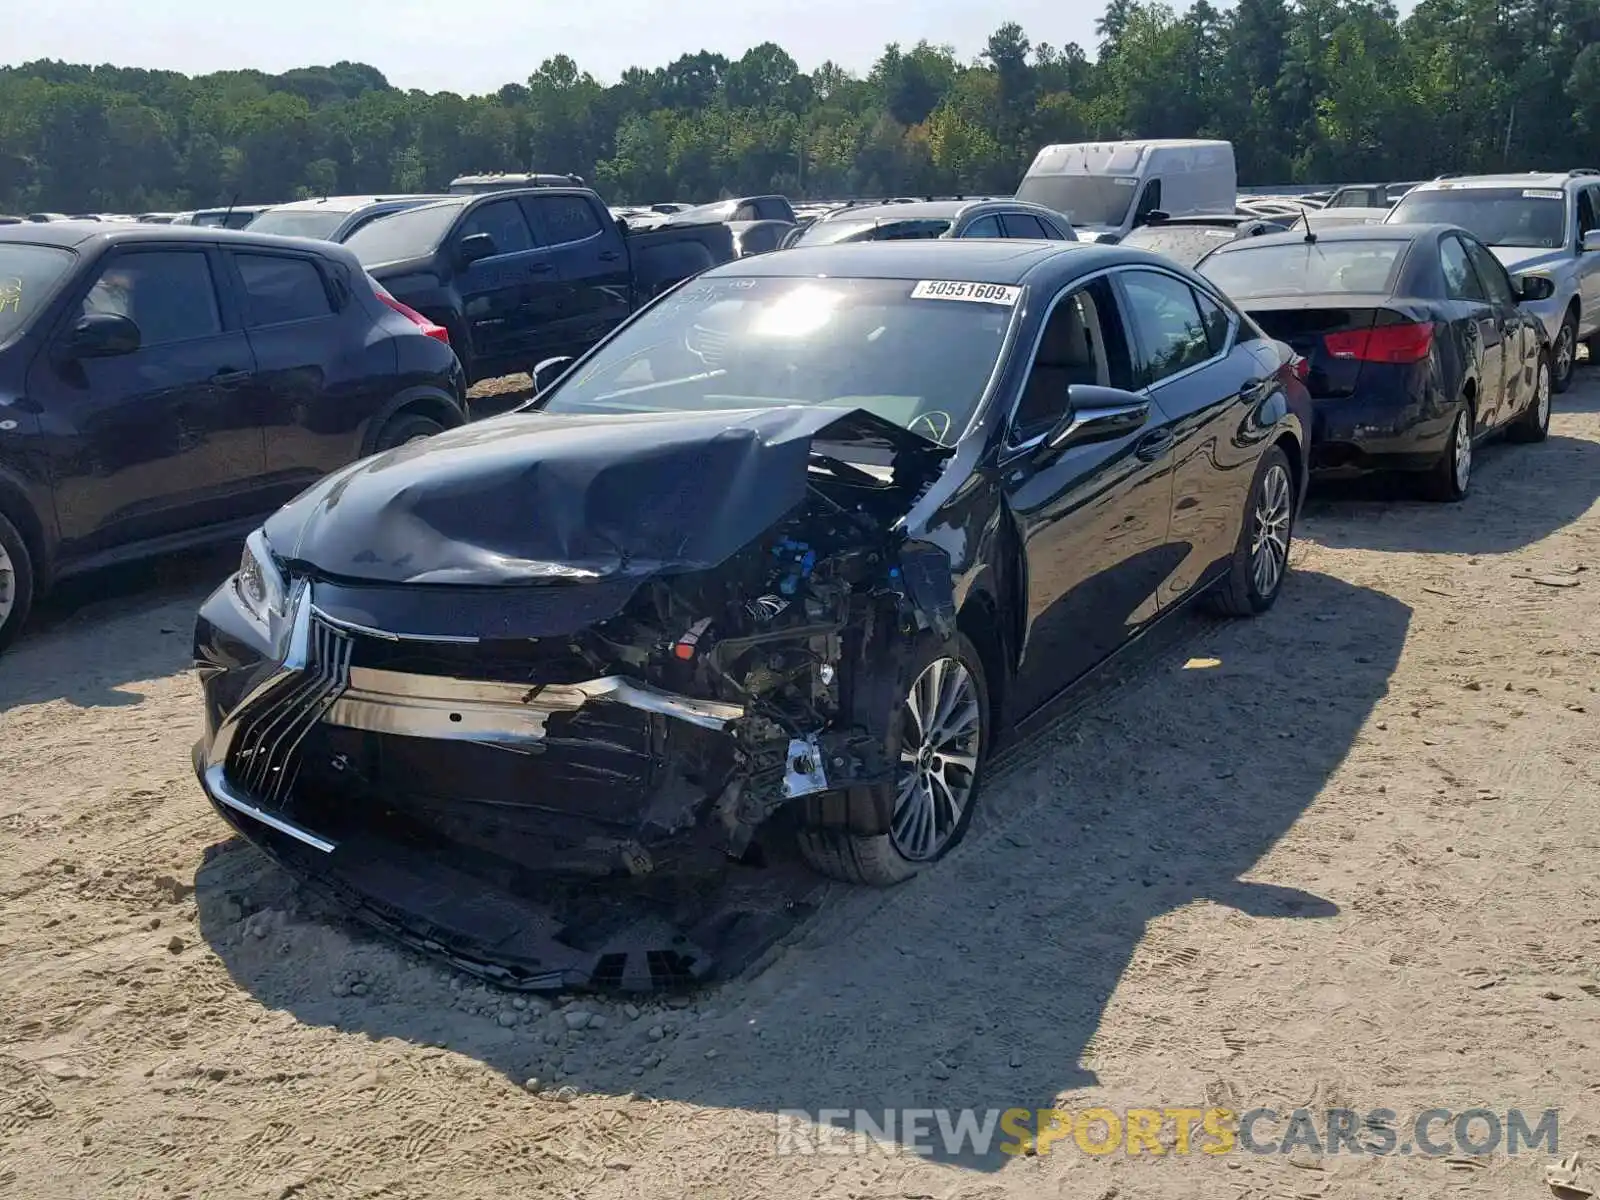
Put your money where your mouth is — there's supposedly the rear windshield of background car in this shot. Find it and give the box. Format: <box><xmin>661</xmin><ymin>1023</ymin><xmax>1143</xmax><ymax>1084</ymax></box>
<box><xmin>345</xmin><ymin>201</ymin><xmax>467</xmax><ymax>266</ymax></box>
<box><xmin>1199</xmin><ymin>240</ymin><xmax>1407</xmax><ymax>298</ymax></box>
<box><xmin>798</xmin><ymin>218</ymin><xmax>953</xmax><ymax>246</ymax></box>
<box><xmin>1120</xmin><ymin>225</ymin><xmax>1240</xmax><ymax>267</ymax></box>
<box><xmin>245</xmin><ymin>209</ymin><xmax>350</xmax><ymax>241</ymax></box>
<box><xmin>1388</xmin><ymin>187</ymin><xmax>1567</xmax><ymax>249</ymax></box>
<box><xmin>0</xmin><ymin>244</ymin><xmax>75</xmax><ymax>343</ymax></box>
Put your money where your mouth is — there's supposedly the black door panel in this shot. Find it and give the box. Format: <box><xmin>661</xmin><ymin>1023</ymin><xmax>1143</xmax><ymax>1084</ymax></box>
<box><xmin>228</xmin><ymin>249</ymin><xmax>395</xmax><ymax>501</ymax></box>
<box><xmin>29</xmin><ymin>247</ymin><xmax>264</xmax><ymax>552</ymax></box>
<box><xmin>521</xmin><ymin>193</ymin><xmax>631</xmax><ymax>358</ymax></box>
<box><xmin>1002</xmin><ymin>274</ymin><xmax>1176</xmax><ymax>717</ymax></box>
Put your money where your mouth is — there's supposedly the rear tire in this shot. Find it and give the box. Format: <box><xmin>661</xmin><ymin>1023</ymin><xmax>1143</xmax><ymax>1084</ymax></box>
<box><xmin>1205</xmin><ymin>445</ymin><xmax>1294</xmax><ymax>617</ymax></box>
<box><xmin>1423</xmin><ymin>405</ymin><xmax>1473</xmax><ymax>502</ymax></box>
<box><xmin>0</xmin><ymin>512</ymin><xmax>36</xmax><ymax>656</ymax></box>
<box><xmin>796</xmin><ymin>631</ymin><xmax>990</xmax><ymax>887</ymax></box>
<box><xmin>1507</xmin><ymin>351</ymin><xmax>1552</xmax><ymax>444</ymax></box>
<box><xmin>373</xmin><ymin>412</ymin><xmax>444</xmax><ymax>452</ymax></box>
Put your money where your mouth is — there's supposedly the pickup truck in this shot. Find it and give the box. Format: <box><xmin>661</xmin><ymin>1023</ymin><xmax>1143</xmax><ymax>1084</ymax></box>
<box><xmin>344</xmin><ymin>187</ymin><xmax>735</xmax><ymax>388</ymax></box>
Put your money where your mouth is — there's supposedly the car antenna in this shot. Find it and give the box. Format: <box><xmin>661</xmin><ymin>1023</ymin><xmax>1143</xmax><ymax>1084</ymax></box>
<box><xmin>1302</xmin><ymin>206</ymin><xmax>1317</xmax><ymax>243</ymax></box>
<box><xmin>222</xmin><ymin>190</ymin><xmax>239</xmax><ymax>226</ymax></box>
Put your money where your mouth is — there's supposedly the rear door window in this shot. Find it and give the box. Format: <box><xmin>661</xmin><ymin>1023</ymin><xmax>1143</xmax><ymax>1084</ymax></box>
<box><xmin>79</xmin><ymin>250</ymin><xmax>223</xmax><ymax>346</ymax></box>
<box><xmin>524</xmin><ymin>195</ymin><xmax>602</xmax><ymax>245</ymax></box>
<box><xmin>1001</xmin><ymin>212</ymin><xmax>1049</xmax><ymax>239</ymax></box>
<box><xmin>234</xmin><ymin>254</ymin><xmax>334</xmax><ymax>326</ymax></box>
<box><xmin>1119</xmin><ymin>269</ymin><xmax>1216</xmax><ymax>386</ymax></box>
<box><xmin>961</xmin><ymin>215</ymin><xmax>1004</xmax><ymax>238</ymax></box>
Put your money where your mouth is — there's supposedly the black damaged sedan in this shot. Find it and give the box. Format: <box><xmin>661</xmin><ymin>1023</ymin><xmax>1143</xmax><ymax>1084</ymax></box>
<box><xmin>193</xmin><ymin>240</ymin><xmax>1310</xmax><ymax>991</ymax></box>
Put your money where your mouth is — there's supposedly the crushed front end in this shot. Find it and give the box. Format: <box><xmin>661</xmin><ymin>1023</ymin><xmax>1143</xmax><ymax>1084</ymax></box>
<box><xmin>193</xmin><ymin>407</ymin><xmax>956</xmax><ymax>992</ymax></box>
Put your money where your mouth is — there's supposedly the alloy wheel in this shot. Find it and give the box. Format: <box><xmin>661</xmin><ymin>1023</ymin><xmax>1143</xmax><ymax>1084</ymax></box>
<box><xmin>1250</xmin><ymin>463</ymin><xmax>1292</xmax><ymax>598</ymax></box>
<box><xmin>891</xmin><ymin>657</ymin><xmax>982</xmax><ymax>861</ymax></box>
<box><xmin>1556</xmin><ymin>323</ymin><xmax>1575</xmax><ymax>383</ymax></box>
<box><xmin>1537</xmin><ymin>359</ymin><xmax>1552</xmax><ymax>427</ymax></box>
<box><xmin>1453</xmin><ymin>410</ymin><xmax>1473</xmax><ymax>492</ymax></box>
<box><xmin>0</xmin><ymin>539</ymin><xmax>14</xmax><ymax>629</ymax></box>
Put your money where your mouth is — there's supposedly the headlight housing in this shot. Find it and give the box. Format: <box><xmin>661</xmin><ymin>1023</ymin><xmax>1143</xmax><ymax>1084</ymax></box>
<box><xmin>235</xmin><ymin>529</ymin><xmax>287</xmax><ymax>628</ymax></box>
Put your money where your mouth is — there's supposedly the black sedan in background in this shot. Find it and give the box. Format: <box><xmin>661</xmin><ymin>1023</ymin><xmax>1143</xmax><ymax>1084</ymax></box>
<box><xmin>193</xmin><ymin>239</ymin><xmax>1309</xmax><ymax>991</ymax></box>
<box><xmin>1199</xmin><ymin>223</ymin><xmax>1552</xmax><ymax>501</ymax></box>
<box><xmin>0</xmin><ymin>222</ymin><xmax>466</xmax><ymax>651</ymax></box>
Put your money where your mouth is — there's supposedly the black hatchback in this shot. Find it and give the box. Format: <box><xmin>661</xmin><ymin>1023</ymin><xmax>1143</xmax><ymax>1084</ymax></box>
<box><xmin>0</xmin><ymin>222</ymin><xmax>467</xmax><ymax>651</ymax></box>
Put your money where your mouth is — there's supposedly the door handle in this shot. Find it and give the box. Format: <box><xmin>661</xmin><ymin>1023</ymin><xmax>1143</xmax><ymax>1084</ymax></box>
<box><xmin>527</xmin><ymin>262</ymin><xmax>554</xmax><ymax>275</ymax></box>
<box><xmin>598</xmin><ymin>250</ymin><xmax>622</xmax><ymax>262</ymax></box>
<box><xmin>212</xmin><ymin>369</ymin><xmax>251</xmax><ymax>386</ymax></box>
<box><xmin>1135</xmin><ymin>430</ymin><xmax>1174</xmax><ymax>461</ymax></box>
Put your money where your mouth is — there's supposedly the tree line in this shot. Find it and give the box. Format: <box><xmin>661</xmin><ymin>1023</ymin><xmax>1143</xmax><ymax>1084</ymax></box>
<box><xmin>3</xmin><ymin>0</ymin><xmax>1600</xmax><ymax>214</ymax></box>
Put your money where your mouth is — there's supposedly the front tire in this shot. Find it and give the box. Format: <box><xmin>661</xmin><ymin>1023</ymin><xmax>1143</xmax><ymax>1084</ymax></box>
<box><xmin>1553</xmin><ymin>311</ymin><xmax>1578</xmax><ymax>394</ymax></box>
<box><xmin>1205</xmin><ymin>444</ymin><xmax>1294</xmax><ymax>617</ymax></box>
<box><xmin>0</xmin><ymin>512</ymin><xmax>36</xmax><ymax>656</ymax></box>
<box><xmin>1507</xmin><ymin>351</ymin><xmax>1552</xmax><ymax>444</ymax></box>
<box><xmin>1423</xmin><ymin>405</ymin><xmax>1473</xmax><ymax>502</ymax></box>
<box><xmin>797</xmin><ymin>632</ymin><xmax>990</xmax><ymax>886</ymax></box>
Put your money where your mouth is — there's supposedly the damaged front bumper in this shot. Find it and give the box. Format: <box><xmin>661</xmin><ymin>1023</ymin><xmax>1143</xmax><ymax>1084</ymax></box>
<box><xmin>192</xmin><ymin>577</ymin><xmax>885</xmax><ymax>992</ymax></box>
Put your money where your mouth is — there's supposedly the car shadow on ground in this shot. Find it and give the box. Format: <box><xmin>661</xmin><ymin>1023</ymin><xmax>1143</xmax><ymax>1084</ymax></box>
<box><xmin>0</xmin><ymin>544</ymin><xmax>235</xmax><ymax>710</ymax></box>
<box><xmin>194</xmin><ymin>568</ymin><xmax>1408</xmax><ymax>1171</ymax></box>
<box><xmin>1300</xmin><ymin>432</ymin><xmax>1600</xmax><ymax>555</ymax></box>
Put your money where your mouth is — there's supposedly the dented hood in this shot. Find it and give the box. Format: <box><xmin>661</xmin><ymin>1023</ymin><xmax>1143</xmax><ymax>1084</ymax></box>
<box><xmin>265</xmin><ymin>405</ymin><xmax>942</xmax><ymax>585</ymax></box>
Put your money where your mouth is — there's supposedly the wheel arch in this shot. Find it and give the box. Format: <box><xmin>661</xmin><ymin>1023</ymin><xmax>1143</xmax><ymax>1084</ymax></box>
<box><xmin>358</xmin><ymin>386</ymin><xmax>467</xmax><ymax>458</ymax></box>
<box><xmin>0</xmin><ymin>475</ymin><xmax>52</xmax><ymax>591</ymax></box>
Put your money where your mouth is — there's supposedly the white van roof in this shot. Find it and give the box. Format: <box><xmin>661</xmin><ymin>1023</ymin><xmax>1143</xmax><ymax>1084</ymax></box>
<box><xmin>1026</xmin><ymin>139</ymin><xmax>1234</xmax><ymax>177</ymax></box>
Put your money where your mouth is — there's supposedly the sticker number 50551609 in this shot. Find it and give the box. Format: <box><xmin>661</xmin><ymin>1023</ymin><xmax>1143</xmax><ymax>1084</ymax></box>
<box><xmin>910</xmin><ymin>280</ymin><xmax>1022</xmax><ymax>306</ymax></box>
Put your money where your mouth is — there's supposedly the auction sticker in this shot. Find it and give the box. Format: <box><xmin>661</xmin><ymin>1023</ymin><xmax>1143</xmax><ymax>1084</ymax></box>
<box><xmin>1524</xmin><ymin>189</ymin><xmax>1565</xmax><ymax>200</ymax></box>
<box><xmin>911</xmin><ymin>280</ymin><xmax>1021</xmax><ymax>305</ymax></box>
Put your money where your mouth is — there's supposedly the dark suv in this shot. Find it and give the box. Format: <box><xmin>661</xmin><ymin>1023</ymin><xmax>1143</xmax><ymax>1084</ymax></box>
<box><xmin>0</xmin><ymin>222</ymin><xmax>467</xmax><ymax>651</ymax></box>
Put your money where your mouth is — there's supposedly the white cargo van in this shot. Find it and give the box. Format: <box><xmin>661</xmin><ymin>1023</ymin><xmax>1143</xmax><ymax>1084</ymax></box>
<box><xmin>1015</xmin><ymin>139</ymin><xmax>1237</xmax><ymax>243</ymax></box>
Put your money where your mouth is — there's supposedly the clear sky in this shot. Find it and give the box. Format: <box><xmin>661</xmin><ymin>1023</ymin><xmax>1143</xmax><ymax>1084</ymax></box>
<box><xmin>14</xmin><ymin>0</ymin><xmax>1140</xmax><ymax>94</ymax></box>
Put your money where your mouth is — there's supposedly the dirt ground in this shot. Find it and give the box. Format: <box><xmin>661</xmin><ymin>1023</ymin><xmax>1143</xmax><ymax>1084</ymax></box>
<box><xmin>4</xmin><ymin>374</ymin><xmax>1600</xmax><ymax>1200</ymax></box>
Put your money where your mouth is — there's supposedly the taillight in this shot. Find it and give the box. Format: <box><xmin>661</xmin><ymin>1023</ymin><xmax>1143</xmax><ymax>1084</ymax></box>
<box><xmin>1290</xmin><ymin>353</ymin><xmax>1309</xmax><ymax>381</ymax></box>
<box><xmin>371</xmin><ymin>280</ymin><xmax>450</xmax><ymax>345</ymax></box>
<box><xmin>1323</xmin><ymin>322</ymin><xmax>1433</xmax><ymax>364</ymax></box>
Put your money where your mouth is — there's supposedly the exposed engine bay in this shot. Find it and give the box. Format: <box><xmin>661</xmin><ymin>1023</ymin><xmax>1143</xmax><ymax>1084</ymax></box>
<box><xmin>194</xmin><ymin>406</ymin><xmax>960</xmax><ymax>993</ymax></box>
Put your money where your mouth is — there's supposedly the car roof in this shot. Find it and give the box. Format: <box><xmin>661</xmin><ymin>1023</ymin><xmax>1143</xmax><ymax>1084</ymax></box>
<box><xmin>703</xmin><ymin>239</ymin><xmax>1133</xmax><ymax>284</ymax></box>
<box><xmin>1210</xmin><ymin>222</ymin><xmax>1450</xmax><ymax>253</ymax></box>
<box><xmin>0</xmin><ymin>220</ymin><xmax>354</xmax><ymax>255</ymax></box>
<box><xmin>819</xmin><ymin>199</ymin><xmax>1056</xmax><ymax>222</ymax></box>
<box><xmin>261</xmin><ymin>195</ymin><xmax>446</xmax><ymax>215</ymax></box>
<box><xmin>1412</xmin><ymin>172</ymin><xmax>1580</xmax><ymax>192</ymax></box>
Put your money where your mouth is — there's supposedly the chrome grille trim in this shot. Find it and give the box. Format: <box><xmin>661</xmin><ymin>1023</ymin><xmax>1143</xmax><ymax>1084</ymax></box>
<box><xmin>223</xmin><ymin>594</ymin><xmax>352</xmax><ymax>811</ymax></box>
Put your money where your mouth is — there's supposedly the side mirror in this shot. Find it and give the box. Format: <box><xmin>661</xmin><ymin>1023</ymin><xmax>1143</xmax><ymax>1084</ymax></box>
<box><xmin>458</xmin><ymin>232</ymin><xmax>498</xmax><ymax>266</ymax></box>
<box><xmin>1582</xmin><ymin>230</ymin><xmax>1600</xmax><ymax>254</ymax></box>
<box><xmin>1143</xmin><ymin>210</ymin><xmax>1171</xmax><ymax>225</ymax></box>
<box><xmin>532</xmin><ymin>355</ymin><xmax>573</xmax><ymax>394</ymax></box>
<box><xmin>66</xmin><ymin>312</ymin><xmax>141</xmax><ymax>358</ymax></box>
<box><xmin>1514</xmin><ymin>273</ymin><xmax>1557</xmax><ymax>303</ymax></box>
<box><xmin>1038</xmin><ymin>385</ymin><xmax>1150</xmax><ymax>460</ymax></box>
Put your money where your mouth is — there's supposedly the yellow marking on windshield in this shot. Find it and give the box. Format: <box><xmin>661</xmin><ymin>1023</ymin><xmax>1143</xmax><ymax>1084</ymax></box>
<box><xmin>0</xmin><ymin>278</ymin><xmax>20</xmax><ymax>314</ymax></box>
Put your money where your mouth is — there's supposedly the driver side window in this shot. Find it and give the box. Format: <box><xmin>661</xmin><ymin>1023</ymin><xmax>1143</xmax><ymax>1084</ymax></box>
<box><xmin>1013</xmin><ymin>277</ymin><xmax>1129</xmax><ymax>442</ymax></box>
<box><xmin>460</xmin><ymin>199</ymin><xmax>535</xmax><ymax>255</ymax></box>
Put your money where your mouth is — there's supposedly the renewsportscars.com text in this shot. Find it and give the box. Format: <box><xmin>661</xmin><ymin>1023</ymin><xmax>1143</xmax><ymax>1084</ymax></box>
<box><xmin>775</xmin><ymin>1106</ymin><xmax>1560</xmax><ymax>1159</ymax></box>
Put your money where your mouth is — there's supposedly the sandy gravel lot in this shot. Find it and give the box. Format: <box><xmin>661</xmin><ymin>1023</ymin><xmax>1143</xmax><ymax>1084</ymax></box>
<box><xmin>3</xmin><ymin>375</ymin><xmax>1600</xmax><ymax>1199</ymax></box>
